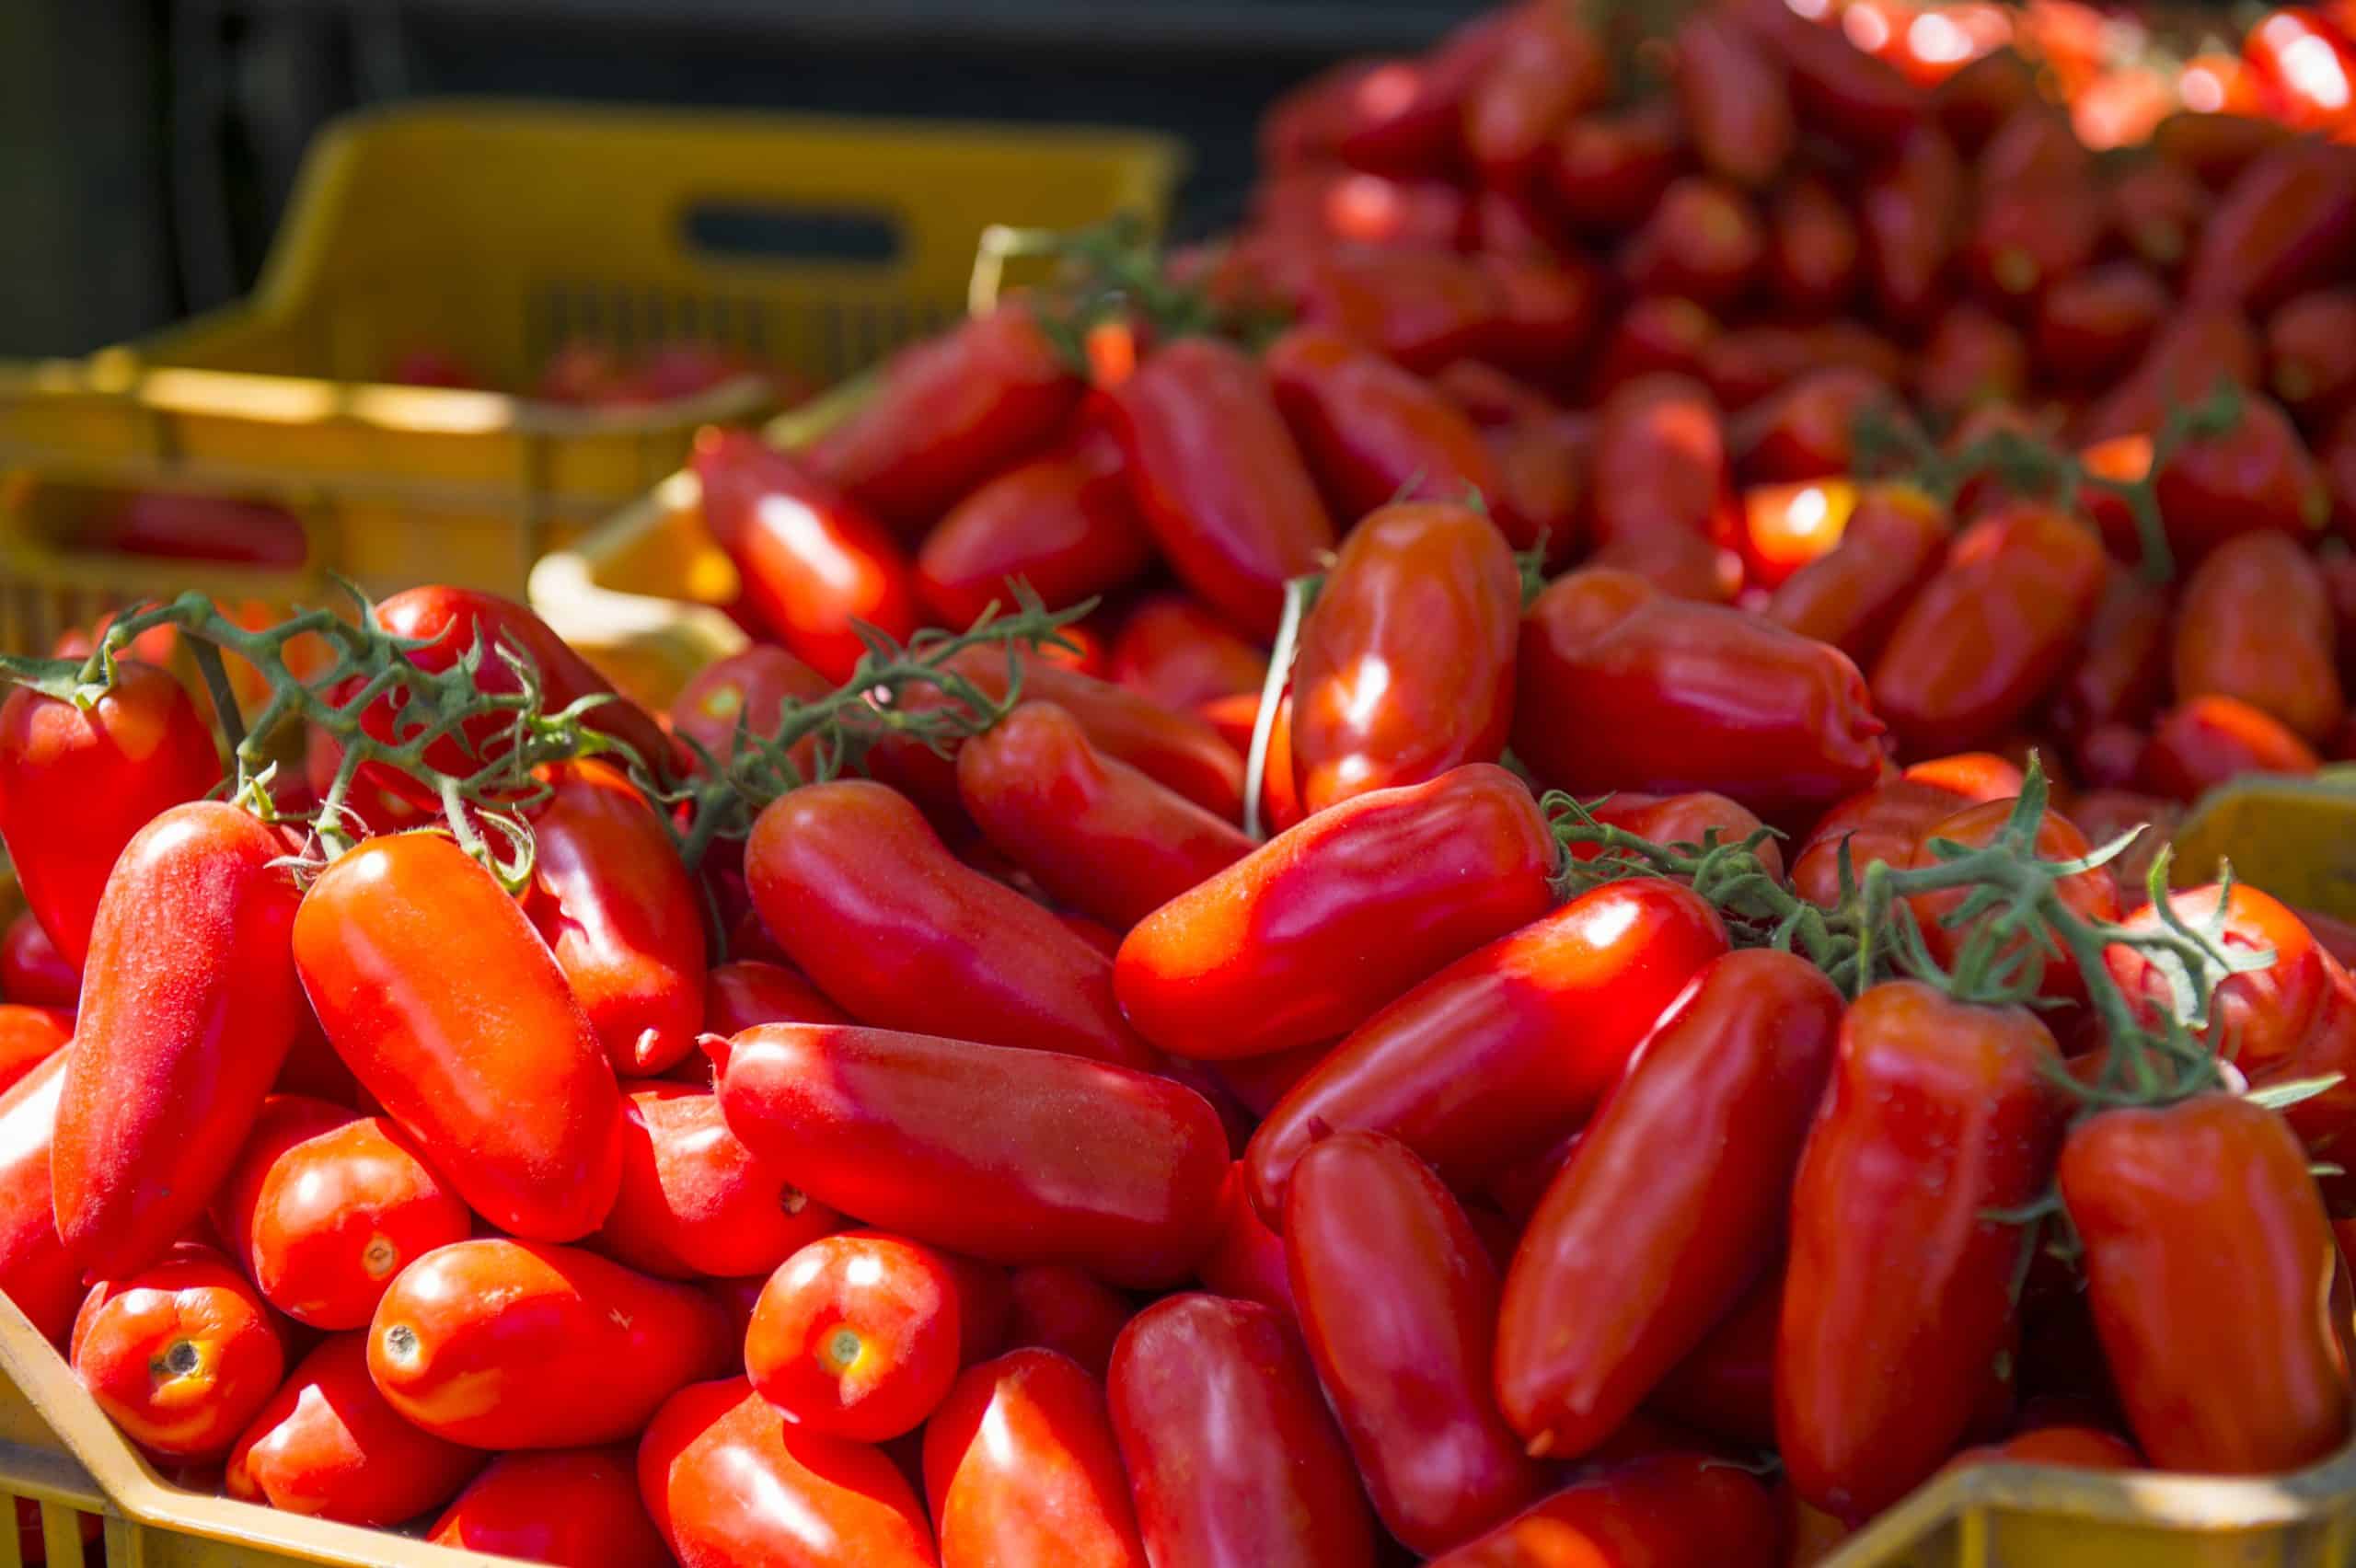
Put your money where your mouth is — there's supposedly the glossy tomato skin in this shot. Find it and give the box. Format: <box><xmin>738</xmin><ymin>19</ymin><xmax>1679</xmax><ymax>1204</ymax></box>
<box><xmin>1199</xmin><ymin>1167</ymin><xmax>1300</xmax><ymax>1323</ymax></box>
<box><xmin>1286</xmin><ymin>1132</ymin><xmax>1545</xmax><ymax>1553</ymax></box>
<box><xmin>597</xmin><ymin>1081</ymin><xmax>838</xmax><ymax>1279</ymax></box>
<box><xmin>2139</xmin><ymin>694</ymin><xmax>2322</xmax><ymax>801</ymax></box>
<box><xmin>2062</xmin><ymin>1095</ymin><xmax>2351</xmax><ymax>1472</ymax></box>
<box><xmin>916</xmin><ymin>433</ymin><xmax>1154</xmax><ymax>628</ymax></box>
<box><xmin>1116</xmin><ymin>765</ymin><xmax>1558</xmax><ymax>1060</ymax></box>
<box><xmin>1765</xmin><ymin>486</ymin><xmax>1950</xmax><ymax>666</ymax></box>
<box><xmin>1</xmin><ymin>910</ymin><xmax>78</xmax><ymax>1009</ymax></box>
<box><xmin>1648</xmin><ymin>1267</ymin><xmax>1781</xmax><ymax>1447</ymax></box>
<box><xmin>213</xmin><ymin>1096</ymin><xmax>470</xmax><ymax>1330</ymax></box>
<box><xmin>1109</xmin><ymin>338</ymin><xmax>1335</xmax><ymax>640</ymax></box>
<box><xmin>638</xmin><ymin>1376</ymin><xmax>936</xmax><ymax>1568</ymax></box>
<box><xmin>429</xmin><ymin>1445</ymin><xmax>669</xmax><ymax>1568</ymax></box>
<box><xmin>55</xmin><ymin>802</ymin><xmax>305</xmax><ymax>1278</ymax></box>
<box><xmin>0</xmin><ymin>1052</ymin><xmax>78</xmax><ymax>1343</ymax></box>
<box><xmin>1496</xmin><ymin>951</ymin><xmax>1844</xmax><ymax>1460</ymax></box>
<box><xmin>294</xmin><ymin>833</ymin><xmax>626</xmax><ymax>1241</ymax></box>
<box><xmin>0</xmin><ymin>1006</ymin><xmax>66</xmax><ymax>1099</ymax></box>
<box><xmin>924</xmin><ymin>1348</ymin><xmax>1147</xmax><ymax>1568</ymax></box>
<box><xmin>1788</xmin><ymin>758</ymin><xmax>2022</xmax><ymax>908</ymax></box>
<box><xmin>669</xmin><ymin>645</ymin><xmax>832</xmax><ymax>773</ymax></box>
<box><xmin>366</xmin><ymin>587</ymin><xmax>676</xmax><ymax>782</ymax></box>
<box><xmin>718</xmin><ymin>1022</ymin><xmax>1227</xmax><ymax>1288</ymax></box>
<box><xmin>0</xmin><ymin>661</ymin><xmax>218</xmax><ymax>971</ymax></box>
<box><xmin>1573</xmin><ymin>790</ymin><xmax>1784</xmax><ymax>881</ymax></box>
<box><xmin>1516</xmin><ymin>569</ymin><xmax>1888</xmax><ymax>823</ymax></box>
<box><xmin>1590</xmin><ymin>375</ymin><xmax>1737</xmax><ymax>557</ymax></box>
<box><xmin>1778</xmin><ymin>983</ymin><xmax>2067</xmax><ymax>1520</ymax></box>
<box><xmin>1108</xmin><ymin>1294</ymin><xmax>1375</xmax><ymax>1568</ymax></box>
<box><xmin>808</xmin><ymin>304</ymin><xmax>1079</xmax><ymax>535</ymax></box>
<box><xmin>2184</xmin><ymin>139</ymin><xmax>2356</xmax><ymax>316</ymax></box>
<box><xmin>747</xmin><ymin>1230</ymin><xmax>961</xmax><ymax>1441</ymax></box>
<box><xmin>745</xmin><ymin>779</ymin><xmax>1153</xmax><ymax>1069</ymax></box>
<box><xmin>691</xmin><ymin>429</ymin><xmax>923</xmax><ymax>685</ymax></box>
<box><xmin>701</xmin><ymin>960</ymin><xmax>849</xmax><ymax>1038</ymax></box>
<box><xmin>2173</xmin><ymin>531</ymin><xmax>2344</xmax><ymax>743</ymax></box>
<box><xmin>1265</xmin><ymin>326</ymin><xmax>1509</xmax><ymax>529</ymax></box>
<box><xmin>525</xmin><ymin>759</ymin><xmax>707</xmax><ymax>1076</ymax></box>
<box><xmin>2081</xmin><ymin>306</ymin><xmax>2263</xmax><ymax>445</ymax></box>
<box><xmin>226</xmin><ymin>1332</ymin><xmax>485</xmax><ymax>1525</ymax></box>
<box><xmin>2152</xmin><ymin>391</ymin><xmax>2332</xmax><ymax>563</ymax></box>
<box><xmin>955</xmin><ymin>701</ymin><xmax>1252</xmax><ymax>932</ymax></box>
<box><xmin>1290</xmin><ymin>502</ymin><xmax>1519</xmax><ymax>814</ymax></box>
<box><xmin>1870</xmin><ymin>505</ymin><xmax>2109</xmax><ymax>758</ymax></box>
<box><xmin>1245</xmin><ymin>879</ymin><xmax>1728</xmax><ymax>1219</ymax></box>
<box><xmin>369</xmin><ymin>1238</ymin><xmax>731</xmax><ymax>1447</ymax></box>
<box><xmin>1462</xmin><ymin>1</ymin><xmax>1605</xmax><ymax>187</ymax></box>
<box><xmin>1109</xmin><ymin>595</ymin><xmax>1267</xmax><ymax>712</ymax></box>
<box><xmin>71</xmin><ymin>1243</ymin><xmax>284</xmax><ymax>1459</ymax></box>
<box><xmin>1004</xmin><ymin>1266</ymin><xmax>1131</xmax><ymax>1379</ymax></box>
<box><xmin>1422</xmin><ymin>1452</ymin><xmax>1779</xmax><ymax>1568</ymax></box>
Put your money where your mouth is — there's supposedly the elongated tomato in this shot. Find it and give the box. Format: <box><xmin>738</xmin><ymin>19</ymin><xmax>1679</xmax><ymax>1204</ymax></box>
<box><xmin>369</xmin><ymin>1239</ymin><xmax>732</xmax><ymax>1448</ymax></box>
<box><xmin>294</xmin><ymin>833</ymin><xmax>626</xmax><ymax>1242</ymax></box>
<box><xmin>0</xmin><ymin>1051</ymin><xmax>76</xmax><ymax>1343</ymax></box>
<box><xmin>431</xmin><ymin>1447</ymin><xmax>669</xmax><ymax>1568</ymax></box>
<box><xmin>1245</xmin><ymin>878</ymin><xmax>1727</xmax><ymax>1218</ymax></box>
<box><xmin>1424</xmin><ymin>1453</ymin><xmax>1778</xmax><ymax>1568</ymax></box>
<box><xmin>226</xmin><ymin>1333</ymin><xmax>486</xmax><ymax>1525</ymax></box>
<box><xmin>597</xmin><ymin>1082</ymin><xmax>838</xmax><ymax>1281</ymax></box>
<box><xmin>1116</xmin><ymin>765</ymin><xmax>1557</xmax><ymax>1060</ymax></box>
<box><xmin>925</xmin><ymin>1348</ymin><xmax>1148</xmax><ymax>1568</ymax></box>
<box><xmin>719</xmin><ymin>1023</ymin><xmax>1227</xmax><ymax>1288</ymax></box>
<box><xmin>55</xmin><ymin>802</ymin><xmax>305</xmax><ymax>1278</ymax></box>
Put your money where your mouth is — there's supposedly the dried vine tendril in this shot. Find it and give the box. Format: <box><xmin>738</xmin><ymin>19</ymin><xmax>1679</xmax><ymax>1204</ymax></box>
<box><xmin>640</xmin><ymin>583</ymin><xmax>1091</xmax><ymax>873</ymax></box>
<box><xmin>0</xmin><ymin>587</ymin><xmax>599</xmax><ymax>890</ymax></box>
<box><xmin>1849</xmin><ymin>378</ymin><xmax>2245</xmax><ymax>582</ymax></box>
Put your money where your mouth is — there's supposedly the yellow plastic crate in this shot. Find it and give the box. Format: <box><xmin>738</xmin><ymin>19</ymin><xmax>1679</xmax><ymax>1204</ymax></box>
<box><xmin>0</xmin><ymin>100</ymin><xmax>1183</xmax><ymax>655</ymax></box>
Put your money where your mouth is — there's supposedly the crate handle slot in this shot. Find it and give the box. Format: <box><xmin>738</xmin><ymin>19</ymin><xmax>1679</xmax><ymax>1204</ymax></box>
<box><xmin>680</xmin><ymin>202</ymin><xmax>905</xmax><ymax>269</ymax></box>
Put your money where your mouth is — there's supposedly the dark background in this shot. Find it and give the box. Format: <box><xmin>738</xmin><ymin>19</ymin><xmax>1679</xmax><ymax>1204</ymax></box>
<box><xmin>0</xmin><ymin>0</ymin><xmax>1490</xmax><ymax>358</ymax></box>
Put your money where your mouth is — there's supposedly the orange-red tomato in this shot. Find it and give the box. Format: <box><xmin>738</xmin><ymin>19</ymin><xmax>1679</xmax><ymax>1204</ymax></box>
<box><xmin>429</xmin><ymin>1446</ymin><xmax>669</xmax><ymax>1568</ymax></box>
<box><xmin>747</xmin><ymin>1231</ymin><xmax>963</xmax><ymax>1442</ymax></box>
<box><xmin>924</xmin><ymin>1348</ymin><xmax>1147</xmax><ymax>1568</ymax></box>
<box><xmin>597</xmin><ymin>1081</ymin><xmax>840</xmax><ymax>1280</ymax></box>
<box><xmin>226</xmin><ymin>1333</ymin><xmax>485</xmax><ymax>1525</ymax></box>
<box><xmin>71</xmin><ymin>1243</ymin><xmax>284</xmax><ymax>1460</ymax></box>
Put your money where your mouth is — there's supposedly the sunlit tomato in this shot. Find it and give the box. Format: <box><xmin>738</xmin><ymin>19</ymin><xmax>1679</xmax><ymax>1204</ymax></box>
<box><xmin>747</xmin><ymin>1231</ymin><xmax>962</xmax><ymax>1442</ymax></box>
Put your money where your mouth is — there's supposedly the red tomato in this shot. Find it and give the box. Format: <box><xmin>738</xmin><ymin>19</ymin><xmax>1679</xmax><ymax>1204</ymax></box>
<box><xmin>924</xmin><ymin>1348</ymin><xmax>1147</xmax><ymax>1568</ymax></box>
<box><xmin>0</xmin><ymin>1006</ymin><xmax>67</xmax><ymax>1098</ymax></box>
<box><xmin>2152</xmin><ymin>391</ymin><xmax>2332</xmax><ymax>563</ymax></box>
<box><xmin>2034</xmin><ymin>262</ymin><xmax>2169</xmax><ymax>386</ymax></box>
<box><xmin>1497</xmin><ymin>951</ymin><xmax>1844</xmax><ymax>1459</ymax></box>
<box><xmin>1788</xmin><ymin>755</ymin><xmax>2020</xmax><ymax>908</ymax></box>
<box><xmin>745</xmin><ymin>779</ymin><xmax>1153</xmax><ymax>1068</ymax></box>
<box><xmin>1286</xmin><ymin>1132</ymin><xmax>1544</xmax><ymax>1552</ymax></box>
<box><xmin>1952</xmin><ymin>1424</ymin><xmax>2142</xmax><ymax>1470</ymax></box>
<box><xmin>53</xmin><ymin>802</ymin><xmax>304</xmax><ymax>1278</ymax></box>
<box><xmin>915</xmin><ymin>432</ymin><xmax>1154</xmax><ymax>628</ymax></box>
<box><xmin>1003</xmin><ymin>1266</ymin><xmax>1131</xmax><ymax>1379</ymax></box>
<box><xmin>1623</xmin><ymin>178</ymin><xmax>1768</xmax><ymax>312</ymax></box>
<box><xmin>0</xmin><ymin>660</ymin><xmax>219</xmax><ymax>969</ymax></box>
<box><xmin>1115</xmin><ymin>765</ymin><xmax>1557</xmax><ymax>1060</ymax></box>
<box><xmin>71</xmin><ymin>1243</ymin><xmax>283</xmax><ymax>1459</ymax></box>
<box><xmin>1108</xmin><ymin>595</ymin><xmax>1267</xmax><ymax>712</ymax></box>
<box><xmin>1736</xmin><ymin>369</ymin><xmax>1891</xmax><ymax>486</ymax></box>
<box><xmin>1778</xmin><ymin>983</ymin><xmax>2066</xmax><ymax>1519</ymax></box>
<box><xmin>1870</xmin><ymin>505</ymin><xmax>2108</xmax><ymax>757</ymax></box>
<box><xmin>2269</xmin><ymin>288</ymin><xmax>2356</xmax><ymax>424</ymax></box>
<box><xmin>294</xmin><ymin>833</ymin><xmax>626</xmax><ymax>1241</ymax></box>
<box><xmin>1108</xmin><ymin>338</ymin><xmax>1335</xmax><ymax>640</ymax></box>
<box><xmin>1963</xmin><ymin>167</ymin><xmax>2103</xmax><ymax>311</ymax></box>
<box><xmin>1517</xmin><ymin>569</ymin><xmax>1888</xmax><ymax>822</ymax></box>
<box><xmin>364</xmin><ymin>586</ymin><xmax>676</xmax><ymax>785</ymax></box>
<box><xmin>1265</xmin><ymin>326</ymin><xmax>1509</xmax><ymax>530</ymax></box>
<box><xmin>369</xmin><ymin>1238</ymin><xmax>731</xmax><ymax>1447</ymax></box>
<box><xmin>598</xmin><ymin>1081</ymin><xmax>839</xmax><ymax>1280</ymax></box>
<box><xmin>1588</xmin><ymin>295</ymin><xmax>1719</xmax><ymax>397</ymax></box>
<box><xmin>718</xmin><ymin>1022</ymin><xmax>1227</xmax><ymax>1288</ymax></box>
<box><xmin>1550</xmin><ymin>102</ymin><xmax>1684</xmax><ymax>235</ymax></box>
<box><xmin>1860</xmin><ymin>125</ymin><xmax>1965</xmax><ymax>333</ymax></box>
<box><xmin>1648</xmin><ymin>1267</ymin><xmax>1782</xmax><ymax>1448</ymax></box>
<box><xmin>2107</xmin><ymin>156</ymin><xmax>2212</xmax><ymax>274</ymax></box>
<box><xmin>1936</xmin><ymin>47</ymin><xmax>2038</xmax><ymax>150</ymax></box>
<box><xmin>213</xmin><ymin>1096</ymin><xmax>470</xmax><ymax>1330</ymax></box>
<box><xmin>1906</xmin><ymin>797</ymin><xmax>2119</xmax><ymax>1002</ymax></box>
<box><xmin>746</xmin><ymin>1231</ymin><xmax>960</xmax><ymax>1441</ymax></box>
<box><xmin>1767</xmin><ymin>177</ymin><xmax>1863</xmax><ymax>319</ymax></box>
<box><xmin>691</xmin><ymin>429</ymin><xmax>924</xmax><ymax>685</ymax></box>
<box><xmin>430</xmin><ymin>1446</ymin><xmax>668</xmax><ymax>1568</ymax></box>
<box><xmin>1197</xmin><ymin>1167</ymin><xmax>1300</xmax><ymax>1323</ymax></box>
<box><xmin>1590</xmin><ymin>375</ymin><xmax>1738</xmax><ymax>555</ymax></box>
<box><xmin>2139</xmin><ymin>694</ymin><xmax>2322</xmax><ymax>801</ymax></box>
<box><xmin>2063</xmin><ymin>1094</ymin><xmax>2351</xmax><ymax>1472</ymax></box>
<box><xmin>0</xmin><ymin>1051</ymin><xmax>77</xmax><ymax>1343</ymax></box>
<box><xmin>669</xmin><ymin>644</ymin><xmax>831</xmax><ymax>774</ymax></box>
<box><xmin>2185</xmin><ymin>140</ymin><xmax>2356</xmax><ymax>316</ymax></box>
<box><xmin>807</xmin><ymin>304</ymin><xmax>1078</xmax><ymax>535</ymax></box>
<box><xmin>2173</xmin><ymin>531</ymin><xmax>2345</xmax><ymax>743</ymax></box>
<box><xmin>1462</xmin><ymin>1</ymin><xmax>1607</xmax><ymax>187</ymax></box>
<box><xmin>2044</xmin><ymin>571</ymin><xmax>2172</xmax><ymax>747</ymax></box>
<box><xmin>1914</xmin><ymin>302</ymin><xmax>2029</xmax><ymax>420</ymax></box>
<box><xmin>1765</xmin><ymin>485</ymin><xmax>1951</xmax><ymax>665</ymax></box>
<box><xmin>225</xmin><ymin>1334</ymin><xmax>485</xmax><ymax>1525</ymax></box>
<box><xmin>0</xmin><ymin>910</ymin><xmax>77</xmax><ymax>1009</ymax></box>
<box><xmin>1423</xmin><ymin>1452</ymin><xmax>1779</xmax><ymax>1568</ymax></box>
<box><xmin>1108</xmin><ymin>1294</ymin><xmax>1374</xmax><ymax>1568</ymax></box>
<box><xmin>637</xmin><ymin>1376</ymin><xmax>935</xmax><ymax>1568</ymax></box>
<box><xmin>525</xmin><ymin>759</ymin><xmax>707</xmax><ymax>1076</ymax></box>
<box><xmin>1246</xmin><ymin>879</ymin><xmax>1728</xmax><ymax>1217</ymax></box>
<box><xmin>1675</xmin><ymin>12</ymin><xmax>1795</xmax><ymax>190</ymax></box>
<box><xmin>702</xmin><ymin>959</ymin><xmax>849</xmax><ymax>1038</ymax></box>
<box><xmin>1575</xmin><ymin>790</ymin><xmax>1786</xmax><ymax>881</ymax></box>
<box><xmin>955</xmin><ymin>701</ymin><xmax>1252</xmax><ymax>931</ymax></box>
<box><xmin>1290</xmin><ymin>502</ymin><xmax>1518</xmax><ymax>813</ymax></box>
<box><xmin>2080</xmin><ymin>306</ymin><xmax>2263</xmax><ymax>444</ymax></box>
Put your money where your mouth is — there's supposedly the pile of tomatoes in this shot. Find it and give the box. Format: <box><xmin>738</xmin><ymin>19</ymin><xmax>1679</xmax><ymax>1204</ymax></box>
<box><xmin>3</xmin><ymin>1</ymin><xmax>2356</xmax><ymax>1565</ymax></box>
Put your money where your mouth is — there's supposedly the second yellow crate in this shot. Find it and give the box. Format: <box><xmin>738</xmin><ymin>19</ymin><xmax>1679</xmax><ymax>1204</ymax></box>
<box><xmin>0</xmin><ymin>100</ymin><xmax>1184</xmax><ymax>654</ymax></box>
